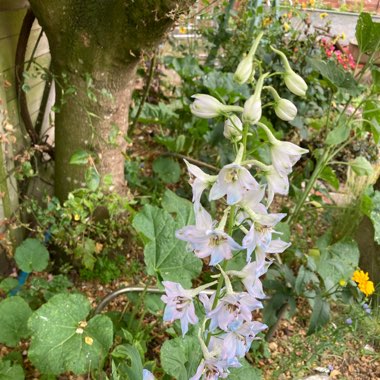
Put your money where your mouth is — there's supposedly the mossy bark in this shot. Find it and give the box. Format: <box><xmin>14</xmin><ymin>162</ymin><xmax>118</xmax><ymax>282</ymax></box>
<box><xmin>29</xmin><ymin>0</ymin><xmax>195</xmax><ymax>201</ymax></box>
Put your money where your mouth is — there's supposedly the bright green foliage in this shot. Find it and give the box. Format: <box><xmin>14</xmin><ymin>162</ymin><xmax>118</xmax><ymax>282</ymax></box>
<box><xmin>319</xmin><ymin>166</ymin><xmax>339</xmax><ymax>190</ymax></box>
<box><xmin>85</xmin><ymin>167</ymin><xmax>100</xmax><ymax>191</ymax></box>
<box><xmin>28</xmin><ymin>293</ymin><xmax>113</xmax><ymax>375</ymax></box>
<box><xmin>14</xmin><ymin>239</ymin><xmax>49</xmax><ymax>273</ymax></box>
<box><xmin>313</xmin><ymin>239</ymin><xmax>360</xmax><ymax>290</ymax></box>
<box><xmin>0</xmin><ymin>278</ymin><xmax>19</xmax><ymax>293</ymax></box>
<box><xmin>111</xmin><ymin>344</ymin><xmax>143</xmax><ymax>380</ymax></box>
<box><xmin>133</xmin><ymin>190</ymin><xmax>202</xmax><ymax>287</ymax></box>
<box><xmin>229</xmin><ymin>359</ymin><xmax>262</xmax><ymax>379</ymax></box>
<box><xmin>368</xmin><ymin>191</ymin><xmax>380</xmax><ymax>244</ymax></box>
<box><xmin>160</xmin><ymin>336</ymin><xmax>202</xmax><ymax>380</ymax></box>
<box><xmin>307</xmin><ymin>294</ymin><xmax>330</xmax><ymax>335</ymax></box>
<box><xmin>0</xmin><ymin>360</ymin><xmax>24</xmax><ymax>380</ymax></box>
<box><xmin>325</xmin><ymin>123</ymin><xmax>350</xmax><ymax>146</ymax></box>
<box><xmin>349</xmin><ymin>157</ymin><xmax>374</xmax><ymax>176</ymax></box>
<box><xmin>152</xmin><ymin>157</ymin><xmax>181</xmax><ymax>184</ymax></box>
<box><xmin>0</xmin><ymin>297</ymin><xmax>32</xmax><ymax>347</ymax></box>
<box><xmin>355</xmin><ymin>12</ymin><xmax>380</xmax><ymax>53</ymax></box>
<box><xmin>69</xmin><ymin>150</ymin><xmax>90</xmax><ymax>165</ymax></box>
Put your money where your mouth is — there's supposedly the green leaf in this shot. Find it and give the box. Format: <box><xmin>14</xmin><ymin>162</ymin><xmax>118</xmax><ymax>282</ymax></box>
<box><xmin>133</xmin><ymin>102</ymin><xmax>178</xmax><ymax>125</ymax></box>
<box><xmin>307</xmin><ymin>295</ymin><xmax>330</xmax><ymax>335</ymax></box>
<box><xmin>0</xmin><ymin>297</ymin><xmax>32</xmax><ymax>347</ymax></box>
<box><xmin>307</xmin><ymin>58</ymin><xmax>359</xmax><ymax>95</ymax></box>
<box><xmin>85</xmin><ymin>167</ymin><xmax>100</xmax><ymax>191</ymax></box>
<box><xmin>319</xmin><ymin>166</ymin><xmax>339</xmax><ymax>190</ymax></box>
<box><xmin>161</xmin><ymin>336</ymin><xmax>202</xmax><ymax>380</ymax></box>
<box><xmin>355</xmin><ymin>12</ymin><xmax>380</xmax><ymax>54</ymax></box>
<box><xmin>0</xmin><ymin>360</ymin><xmax>24</xmax><ymax>380</ymax></box>
<box><xmin>316</xmin><ymin>239</ymin><xmax>360</xmax><ymax>290</ymax></box>
<box><xmin>0</xmin><ymin>278</ymin><xmax>19</xmax><ymax>293</ymax></box>
<box><xmin>133</xmin><ymin>191</ymin><xmax>201</xmax><ymax>287</ymax></box>
<box><xmin>111</xmin><ymin>344</ymin><xmax>143</xmax><ymax>380</ymax></box>
<box><xmin>69</xmin><ymin>150</ymin><xmax>90</xmax><ymax>165</ymax></box>
<box><xmin>152</xmin><ymin>157</ymin><xmax>181</xmax><ymax>184</ymax></box>
<box><xmin>325</xmin><ymin>123</ymin><xmax>350</xmax><ymax>146</ymax></box>
<box><xmin>229</xmin><ymin>359</ymin><xmax>262</xmax><ymax>379</ymax></box>
<box><xmin>349</xmin><ymin>157</ymin><xmax>374</xmax><ymax>176</ymax></box>
<box><xmin>369</xmin><ymin>191</ymin><xmax>380</xmax><ymax>244</ymax></box>
<box><xmin>15</xmin><ymin>238</ymin><xmax>49</xmax><ymax>273</ymax></box>
<box><xmin>28</xmin><ymin>293</ymin><xmax>113</xmax><ymax>375</ymax></box>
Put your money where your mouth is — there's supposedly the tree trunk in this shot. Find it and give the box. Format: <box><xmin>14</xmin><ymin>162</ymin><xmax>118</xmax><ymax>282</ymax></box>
<box><xmin>29</xmin><ymin>0</ymin><xmax>195</xmax><ymax>201</ymax></box>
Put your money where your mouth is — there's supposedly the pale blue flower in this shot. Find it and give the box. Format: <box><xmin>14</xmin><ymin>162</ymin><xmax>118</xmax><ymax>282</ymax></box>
<box><xmin>206</xmin><ymin>292</ymin><xmax>262</xmax><ymax>331</ymax></box>
<box><xmin>209</xmin><ymin>163</ymin><xmax>259</xmax><ymax>205</ymax></box>
<box><xmin>345</xmin><ymin>318</ymin><xmax>353</xmax><ymax>325</ymax></box>
<box><xmin>221</xmin><ymin>320</ymin><xmax>268</xmax><ymax>359</ymax></box>
<box><xmin>161</xmin><ymin>281</ymin><xmax>198</xmax><ymax>336</ymax></box>
<box><xmin>143</xmin><ymin>369</ymin><xmax>155</xmax><ymax>380</ymax></box>
<box><xmin>176</xmin><ymin>206</ymin><xmax>241</xmax><ymax>266</ymax></box>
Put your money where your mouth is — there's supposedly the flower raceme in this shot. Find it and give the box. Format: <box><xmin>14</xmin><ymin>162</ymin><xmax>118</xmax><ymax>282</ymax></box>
<box><xmin>158</xmin><ymin>34</ymin><xmax>309</xmax><ymax>380</ymax></box>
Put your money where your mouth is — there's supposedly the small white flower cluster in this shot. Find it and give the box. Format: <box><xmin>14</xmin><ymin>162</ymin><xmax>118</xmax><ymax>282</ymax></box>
<box><xmin>156</xmin><ymin>34</ymin><xmax>309</xmax><ymax>380</ymax></box>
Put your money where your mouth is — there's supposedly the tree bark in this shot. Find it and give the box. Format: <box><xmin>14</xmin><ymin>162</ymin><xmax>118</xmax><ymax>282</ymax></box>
<box><xmin>28</xmin><ymin>0</ymin><xmax>195</xmax><ymax>201</ymax></box>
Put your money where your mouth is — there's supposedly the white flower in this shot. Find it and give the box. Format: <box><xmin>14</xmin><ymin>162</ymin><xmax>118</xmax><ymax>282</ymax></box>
<box><xmin>209</xmin><ymin>164</ymin><xmax>259</xmax><ymax>205</ymax></box>
<box><xmin>190</xmin><ymin>94</ymin><xmax>242</xmax><ymax>119</ymax></box>
<box><xmin>259</xmin><ymin>123</ymin><xmax>308</xmax><ymax>176</ymax></box>
<box><xmin>223</xmin><ymin>115</ymin><xmax>243</xmax><ymax>142</ymax></box>
<box><xmin>271</xmin><ymin>46</ymin><xmax>308</xmax><ymax>97</ymax></box>
<box><xmin>184</xmin><ymin>159</ymin><xmax>217</xmax><ymax>206</ymax></box>
<box><xmin>262</xmin><ymin>164</ymin><xmax>289</xmax><ymax>206</ymax></box>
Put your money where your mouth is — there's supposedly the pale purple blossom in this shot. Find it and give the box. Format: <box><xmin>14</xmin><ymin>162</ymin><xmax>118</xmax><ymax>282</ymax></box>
<box><xmin>176</xmin><ymin>206</ymin><xmax>241</xmax><ymax>266</ymax></box>
<box><xmin>221</xmin><ymin>320</ymin><xmax>268</xmax><ymax>359</ymax></box>
<box><xmin>209</xmin><ymin>164</ymin><xmax>259</xmax><ymax>205</ymax></box>
<box><xmin>184</xmin><ymin>159</ymin><xmax>217</xmax><ymax>206</ymax></box>
<box><xmin>161</xmin><ymin>281</ymin><xmax>198</xmax><ymax>336</ymax></box>
<box><xmin>264</xmin><ymin>165</ymin><xmax>289</xmax><ymax>206</ymax></box>
<box><xmin>206</xmin><ymin>292</ymin><xmax>262</xmax><ymax>331</ymax></box>
<box><xmin>143</xmin><ymin>369</ymin><xmax>155</xmax><ymax>380</ymax></box>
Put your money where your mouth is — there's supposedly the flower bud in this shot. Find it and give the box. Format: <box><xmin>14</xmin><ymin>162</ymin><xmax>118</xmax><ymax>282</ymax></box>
<box><xmin>224</xmin><ymin>115</ymin><xmax>243</xmax><ymax>141</ymax></box>
<box><xmin>242</xmin><ymin>73</ymin><xmax>267</xmax><ymax>125</ymax></box>
<box><xmin>233</xmin><ymin>56</ymin><xmax>254</xmax><ymax>85</ymax></box>
<box><xmin>284</xmin><ymin>71</ymin><xmax>308</xmax><ymax>97</ymax></box>
<box><xmin>274</xmin><ymin>98</ymin><xmax>297</xmax><ymax>121</ymax></box>
<box><xmin>271</xmin><ymin>46</ymin><xmax>308</xmax><ymax>97</ymax></box>
<box><xmin>190</xmin><ymin>94</ymin><xmax>227</xmax><ymax>118</ymax></box>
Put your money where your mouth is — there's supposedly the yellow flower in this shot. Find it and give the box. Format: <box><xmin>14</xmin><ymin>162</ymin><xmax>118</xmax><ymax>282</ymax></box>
<box><xmin>352</xmin><ymin>270</ymin><xmax>369</xmax><ymax>284</ymax></box>
<box><xmin>74</xmin><ymin>214</ymin><xmax>80</xmax><ymax>221</ymax></box>
<box><xmin>263</xmin><ymin>17</ymin><xmax>272</xmax><ymax>27</ymax></box>
<box><xmin>283</xmin><ymin>22</ymin><xmax>290</xmax><ymax>32</ymax></box>
<box><xmin>340</xmin><ymin>32</ymin><xmax>346</xmax><ymax>40</ymax></box>
<box><xmin>85</xmin><ymin>336</ymin><xmax>93</xmax><ymax>346</ymax></box>
<box><xmin>319</xmin><ymin>12</ymin><xmax>328</xmax><ymax>19</ymax></box>
<box><xmin>339</xmin><ymin>279</ymin><xmax>347</xmax><ymax>287</ymax></box>
<box><xmin>179</xmin><ymin>26</ymin><xmax>187</xmax><ymax>34</ymax></box>
<box><xmin>309</xmin><ymin>0</ymin><xmax>315</xmax><ymax>7</ymax></box>
<box><xmin>358</xmin><ymin>280</ymin><xmax>375</xmax><ymax>297</ymax></box>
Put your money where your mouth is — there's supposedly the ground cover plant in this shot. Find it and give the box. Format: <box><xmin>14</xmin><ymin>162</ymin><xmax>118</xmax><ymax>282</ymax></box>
<box><xmin>0</xmin><ymin>1</ymin><xmax>380</xmax><ymax>379</ymax></box>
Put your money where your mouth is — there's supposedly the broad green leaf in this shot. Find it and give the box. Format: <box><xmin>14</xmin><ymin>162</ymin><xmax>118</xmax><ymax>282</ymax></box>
<box><xmin>152</xmin><ymin>157</ymin><xmax>181</xmax><ymax>184</ymax></box>
<box><xmin>325</xmin><ymin>123</ymin><xmax>350</xmax><ymax>146</ymax></box>
<box><xmin>319</xmin><ymin>166</ymin><xmax>339</xmax><ymax>190</ymax></box>
<box><xmin>161</xmin><ymin>336</ymin><xmax>202</xmax><ymax>380</ymax></box>
<box><xmin>15</xmin><ymin>238</ymin><xmax>49</xmax><ymax>273</ymax></box>
<box><xmin>307</xmin><ymin>295</ymin><xmax>330</xmax><ymax>335</ymax></box>
<box><xmin>349</xmin><ymin>157</ymin><xmax>374</xmax><ymax>176</ymax></box>
<box><xmin>0</xmin><ymin>297</ymin><xmax>32</xmax><ymax>347</ymax></box>
<box><xmin>369</xmin><ymin>191</ymin><xmax>380</xmax><ymax>244</ymax></box>
<box><xmin>363</xmin><ymin>100</ymin><xmax>380</xmax><ymax>144</ymax></box>
<box><xmin>355</xmin><ymin>12</ymin><xmax>380</xmax><ymax>54</ymax></box>
<box><xmin>316</xmin><ymin>239</ymin><xmax>360</xmax><ymax>290</ymax></box>
<box><xmin>85</xmin><ymin>167</ymin><xmax>100</xmax><ymax>191</ymax></box>
<box><xmin>132</xmin><ymin>194</ymin><xmax>202</xmax><ymax>287</ymax></box>
<box><xmin>229</xmin><ymin>359</ymin><xmax>262</xmax><ymax>379</ymax></box>
<box><xmin>69</xmin><ymin>150</ymin><xmax>90</xmax><ymax>165</ymax></box>
<box><xmin>111</xmin><ymin>344</ymin><xmax>143</xmax><ymax>380</ymax></box>
<box><xmin>28</xmin><ymin>293</ymin><xmax>113</xmax><ymax>375</ymax></box>
<box><xmin>307</xmin><ymin>58</ymin><xmax>359</xmax><ymax>95</ymax></box>
<box><xmin>132</xmin><ymin>102</ymin><xmax>178</xmax><ymax>125</ymax></box>
<box><xmin>162</xmin><ymin>190</ymin><xmax>194</xmax><ymax>228</ymax></box>
<box><xmin>0</xmin><ymin>278</ymin><xmax>19</xmax><ymax>293</ymax></box>
<box><xmin>0</xmin><ymin>360</ymin><xmax>24</xmax><ymax>380</ymax></box>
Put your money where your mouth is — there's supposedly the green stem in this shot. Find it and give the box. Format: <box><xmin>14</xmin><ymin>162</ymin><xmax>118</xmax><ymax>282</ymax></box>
<box><xmin>287</xmin><ymin>149</ymin><xmax>330</xmax><ymax>225</ymax></box>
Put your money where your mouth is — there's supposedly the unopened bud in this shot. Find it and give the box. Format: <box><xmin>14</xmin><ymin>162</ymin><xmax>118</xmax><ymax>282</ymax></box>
<box><xmin>190</xmin><ymin>94</ymin><xmax>227</xmax><ymax>119</ymax></box>
<box><xmin>234</xmin><ymin>56</ymin><xmax>254</xmax><ymax>85</ymax></box>
<box><xmin>274</xmin><ymin>98</ymin><xmax>297</xmax><ymax>121</ymax></box>
<box><xmin>270</xmin><ymin>46</ymin><xmax>308</xmax><ymax>97</ymax></box>
<box><xmin>224</xmin><ymin>115</ymin><xmax>243</xmax><ymax>141</ymax></box>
